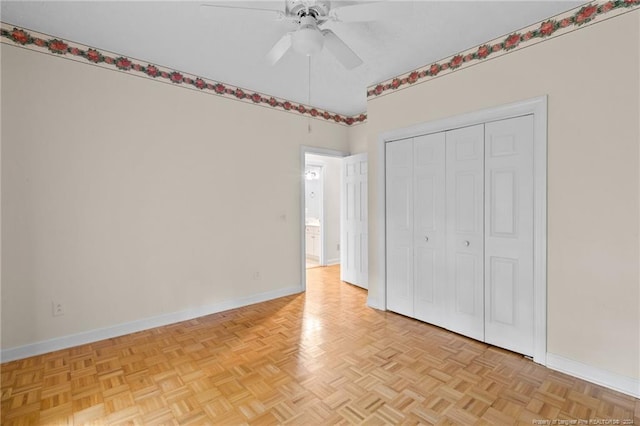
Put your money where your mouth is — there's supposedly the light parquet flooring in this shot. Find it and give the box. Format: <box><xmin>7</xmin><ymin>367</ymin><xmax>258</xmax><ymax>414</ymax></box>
<box><xmin>2</xmin><ymin>265</ymin><xmax>639</xmax><ymax>425</ymax></box>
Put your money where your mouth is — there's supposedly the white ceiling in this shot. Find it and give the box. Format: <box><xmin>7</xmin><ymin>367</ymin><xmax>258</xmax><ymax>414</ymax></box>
<box><xmin>1</xmin><ymin>1</ymin><xmax>584</xmax><ymax>116</ymax></box>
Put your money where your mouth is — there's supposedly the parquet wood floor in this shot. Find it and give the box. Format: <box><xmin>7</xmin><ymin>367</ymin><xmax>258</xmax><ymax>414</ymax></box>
<box><xmin>2</xmin><ymin>265</ymin><xmax>639</xmax><ymax>425</ymax></box>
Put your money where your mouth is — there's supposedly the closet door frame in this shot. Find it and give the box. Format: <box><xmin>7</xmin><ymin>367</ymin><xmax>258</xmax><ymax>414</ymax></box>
<box><xmin>373</xmin><ymin>96</ymin><xmax>548</xmax><ymax>365</ymax></box>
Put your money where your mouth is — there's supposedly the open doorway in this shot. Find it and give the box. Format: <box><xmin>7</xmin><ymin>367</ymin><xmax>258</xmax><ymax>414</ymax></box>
<box><xmin>300</xmin><ymin>147</ymin><xmax>368</xmax><ymax>292</ymax></box>
<box><xmin>300</xmin><ymin>147</ymin><xmax>348</xmax><ymax>290</ymax></box>
<box><xmin>303</xmin><ymin>162</ymin><xmax>323</xmax><ymax>269</ymax></box>
<box><xmin>304</xmin><ymin>153</ymin><xmax>342</xmax><ymax>269</ymax></box>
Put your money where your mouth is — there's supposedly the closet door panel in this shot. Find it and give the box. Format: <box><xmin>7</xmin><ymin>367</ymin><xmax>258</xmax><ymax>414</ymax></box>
<box><xmin>484</xmin><ymin>115</ymin><xmax>535</xmax><ymax>356</ymax></box>
<box><xmin>386</xmin><ymin>139</ymin><xmax>414</xmax><ymax>317</ymax></box>
<box><xmin>446</xmin><ymin>124</ymin><xmax>485</xmax><ymax>341</ymax></box>
<box><xmin>413</xmin><ymin>133</ymin><xmax>447</xmax><ymax>326</ymax></box>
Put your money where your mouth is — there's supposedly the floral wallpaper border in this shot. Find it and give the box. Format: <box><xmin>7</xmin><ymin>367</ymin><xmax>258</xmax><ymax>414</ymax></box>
<box><xmin>367</xmin><ymin>0</ymin><xmax>640</xmax><ymax>98</ymax></box>
<box><xmin>2</xmin><ymin>1</ymin><xmax>638</xmax><ymax>122</ymax></box>
<box><xmin>0</xmin><ymin>23</ymin><xmax>367</xmax><ymax>126</ymax></box>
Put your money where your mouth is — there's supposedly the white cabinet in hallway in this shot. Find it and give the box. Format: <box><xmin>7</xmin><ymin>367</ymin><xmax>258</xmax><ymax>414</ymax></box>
<box><xmin>385</xmin><ymin>115</ymin><xmax>535</xmax><ymax>357</ymax></box>
<box><xmin>305</xmin><ymin>225</ymin><xmax>320</xmax><ymax>260</ymax></box>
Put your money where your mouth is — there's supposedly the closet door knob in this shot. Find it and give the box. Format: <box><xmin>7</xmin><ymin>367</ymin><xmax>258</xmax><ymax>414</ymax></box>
<box><xmin>464</xmin><ymin>240</ymin><xmax>470</xmax><ymax>247</ymax></box>
<box><xmin>424</xmin><ymin>236</ymin><xmax>429</xmax><ymax>242</ymax></box>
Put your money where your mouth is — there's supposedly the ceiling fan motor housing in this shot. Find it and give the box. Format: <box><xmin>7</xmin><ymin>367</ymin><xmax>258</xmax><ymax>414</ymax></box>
<box><xmin>264</xmin><ymin>0</ymin><xmax>363</xmax><ymax>68</ymax></box>
<box><xmin>292</xmin><ymin>15</ymin><xmax>324</xmax><ymax>56</ymax></box>
<box><xmin>286</xmin><ymin>0</ymin><xmax>331</xmax><ymax>23</ymax></box>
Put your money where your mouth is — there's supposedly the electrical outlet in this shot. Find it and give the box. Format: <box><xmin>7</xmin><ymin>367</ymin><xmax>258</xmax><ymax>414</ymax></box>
<box><xmin>52</xmin><ymin>301</ymin><xmax>64</xmax><ymax>317</ymax></box>
<box><xmin>252</xmin><ymin>271</ymin><xmax>260</xmax><ymax>280</ymax></box>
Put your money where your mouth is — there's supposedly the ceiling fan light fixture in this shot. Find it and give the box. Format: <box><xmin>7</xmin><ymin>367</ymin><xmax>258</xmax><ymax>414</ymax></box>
<box><xmin>292</xmin><ymin>15</ymin><xmax>324</xmax><ymax>56</ymax></box>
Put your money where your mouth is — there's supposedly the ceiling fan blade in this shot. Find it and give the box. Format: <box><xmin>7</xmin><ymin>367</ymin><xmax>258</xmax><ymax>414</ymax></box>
<box><xmin>200</xmin><ymin>3</ymin><xmax>286</xmax><ymax>20</ymax></box>
<box><xmin>266</xmin><ymin>33</ymin><xmax>293</xmax><ymax>65</ymax></box>
<box><xmin>321</xmin><ymin>29</ymin><xmax>363</xmax><ymax>70</ymax></box>
<box><xmin>328</xmin><ymin>2</ymin><xmax>403</xmax><ymax>23</ymax></box>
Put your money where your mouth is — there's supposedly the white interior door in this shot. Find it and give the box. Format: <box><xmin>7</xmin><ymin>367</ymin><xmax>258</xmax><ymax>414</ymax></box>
<box><xmin>385</xmin><ymin>140</ymin><xmax>414</xmax><ymax>316</ymax></box>
<box><xmin>484</xmin><ymin>115</ymin><xmax>535</xmax><ymax>356</ymax></box>
<box><xmin>413</xmin><ymin>133</ymin><xmax>447</xmax><ymax>326</ymax></box>
<box><xmin>341</xmin><ymin>153</ymin><xmax>368</xmax><ymax>289</ymax></box>
<box><xmin>445</xmin><ymin>124</ymin><xmax>485</xmax><ymax>341</ymax></box>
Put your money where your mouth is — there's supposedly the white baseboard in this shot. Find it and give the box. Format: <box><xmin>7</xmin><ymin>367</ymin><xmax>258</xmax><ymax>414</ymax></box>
<box><xmin>1</xmin><ymin>285</ymin><xmax>303</xmax><ymax>363</ymax></box>
<box><xmin>546</xmin><ymin>353</ymin><xmax>640</xmax><ymax>398</ymax></box>
<box><xmin>325</xmin><ymin>258</ymin><xmax>340</xmax><ymax>266</ymax></box>
<box><xmin>367</xmin><ymin>296</ymin><xmax>383</xmax><ymax>311</ymax></box>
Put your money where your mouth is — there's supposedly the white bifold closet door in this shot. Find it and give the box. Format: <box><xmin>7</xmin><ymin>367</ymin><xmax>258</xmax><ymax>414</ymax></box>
<box><xmin>484</xmin><ymin>115</ymin><xmax>534</xmax><ymax>355</ymax></box>
<box><xmin>385</xmin><ymin>114</ymin><xmax>535</xmax><ymax>357</ymax></box>
<box><xmin>414</xmin><ymin>133</ymin><xmax>447</xmax><ymax>326</ymax></box>
<box><xmin>445</xmin><ymin>124</ymin><xmax>485</xmax><ymax>342</ymax></box>
<box><xmin>386</xmin><ymin>139</ymin><xmax>414</xmax><ymax>316</ymax></box>
<box><xmin>385</xmin><ymin>131</ymin><xmax>451</xmax><ymax>325</ymax></box>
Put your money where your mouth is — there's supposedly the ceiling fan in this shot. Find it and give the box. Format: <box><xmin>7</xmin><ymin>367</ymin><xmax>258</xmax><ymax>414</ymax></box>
<box><xmin>201</xmin><ymin>1</ymin><xmax>391</xmax><ymax>69</ymax></box>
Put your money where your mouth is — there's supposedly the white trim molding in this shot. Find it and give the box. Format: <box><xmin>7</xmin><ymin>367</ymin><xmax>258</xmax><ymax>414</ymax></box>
<box><xmin>547</xmin><ymin>353</ymin><xmax>640</xmax><ymax>399</ymax></box>
<box><xmin>374</xmin><ymin>96</ymin><xmax>548</xmax><ymax>365</ymax></box>
<box><xmin>0</xmin><ymin>285</ymin><xmax>302</xmax><ymax>363</ymax></box>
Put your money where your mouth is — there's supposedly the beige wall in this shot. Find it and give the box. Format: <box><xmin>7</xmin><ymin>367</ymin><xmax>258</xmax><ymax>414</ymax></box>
<box><xmin>347</xmin><ymin>122</ymin><xmax>368</xmax><ymax>154</ymax></box>
<box><xmin>365</xmin><ymin>13</ymin><xmax>640</xmax><ymax>379</ymax></box>
<box><xmin>1</xmin><ymin>44</ymin><xmax>349</xmax><ymax>350</ymax></box>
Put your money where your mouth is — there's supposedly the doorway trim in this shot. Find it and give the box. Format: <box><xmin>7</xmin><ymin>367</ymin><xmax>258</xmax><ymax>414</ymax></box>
<box><xmin>300</xmin><ymin>146</ymin><xmax>349</xmax><ymax>292</ymax></box>
<box><xmin>375</xmin><ymin>96</ymin><xmax>548</xmax><ymax>364</ymax></box>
